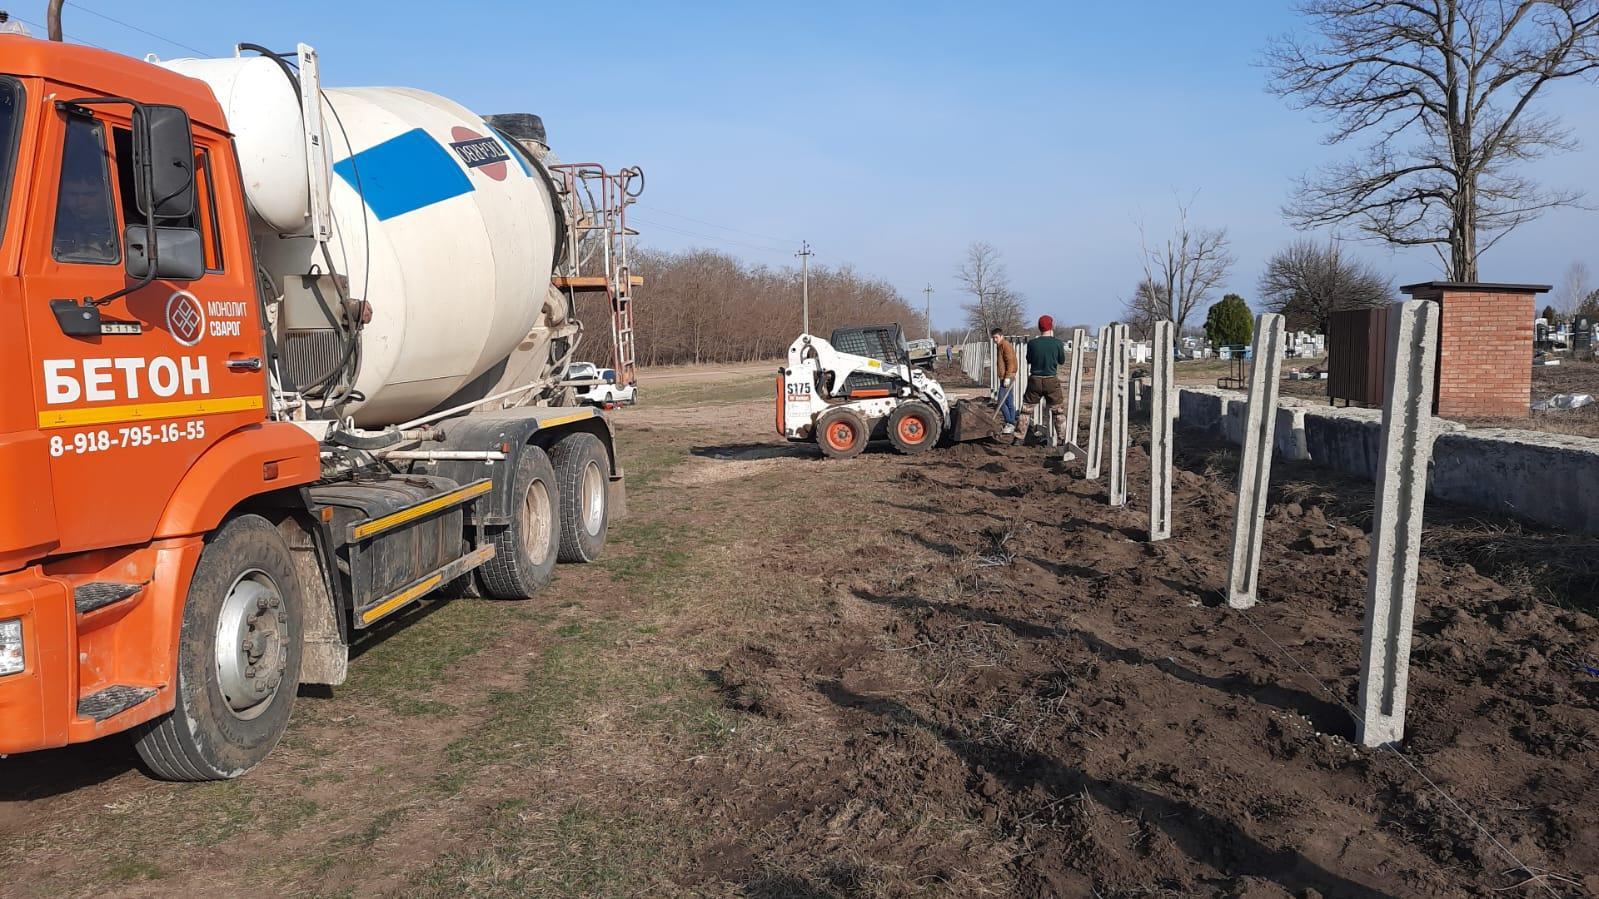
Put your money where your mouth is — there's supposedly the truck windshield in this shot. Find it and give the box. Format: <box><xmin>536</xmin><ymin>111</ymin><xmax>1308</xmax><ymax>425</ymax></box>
<box><xmin>0</xmin><ymin>78</ymin><xmax>19</xmax><ymax>248</ymax></box>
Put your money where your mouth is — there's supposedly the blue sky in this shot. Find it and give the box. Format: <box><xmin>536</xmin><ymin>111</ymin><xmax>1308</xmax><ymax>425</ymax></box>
<box><xmin>24</xmin><ymin>0</ymin><xmax>1598</xmax><ymax>330</ymax></box>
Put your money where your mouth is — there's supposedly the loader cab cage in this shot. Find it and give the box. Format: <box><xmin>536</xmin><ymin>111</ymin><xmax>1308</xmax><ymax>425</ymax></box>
<box><xmin>829</xmin><ymin>324</ymin><xmax>911</xmax><ymax>367</ymax></box>
<box><xmin>0</xmin><ymin>77</ymin><xmax>22</xmax><ymax>249</ymax></box>
<box><xmin>829</xmin><ymin>324</ymin><xmax>911</xmax><ymax>395</ymax></box>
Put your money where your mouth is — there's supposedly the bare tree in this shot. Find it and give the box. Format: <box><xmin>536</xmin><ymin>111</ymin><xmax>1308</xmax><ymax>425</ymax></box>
<box><xmin>1258</xmin><ymin>238</ymin><xmax>1393</xmax><ymax>332</ymax></box>
<box><xmin>987</xmin><ymin>286</ymin><xmax>1027</xmax><ymax>334</ymax></box>
<box><xmin>1268</xmin><ymin>1</ymin><xmax>1599</xmax><ymax>281</ymax></box>
<box><xmin>1580</xmin><ymin>289</ymin><xmax>1599</xmax><ymax>319</ymax></box>
<box><xmin>1121</xmin><ymin>278</ymin><xmax>1170</xmax><ymax>339</ymax></box>
<box><xmin>956</xmin><ymin>242</ymin><xmax>1026</xmax><ymax>333</ymax></box>
<box><xmin>1558</xmin><ymin>261</ymin><xmax>1593</xmax><ymax>313</ymax></box>
<box><xmin>1137</xmin><ymin>195</ymin><xmax>1236</xmax><ymax>335</ymax></box>
<box><xmin>577</xmin><ymin>247</ymin><xmax>922</xmax><ymax>366</ymax></box>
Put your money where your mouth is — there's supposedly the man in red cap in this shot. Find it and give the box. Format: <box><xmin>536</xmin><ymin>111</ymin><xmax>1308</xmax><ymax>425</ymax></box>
<box><xmin>1015</xmin><ymin>315</ymin><xmax>1069</xmax><ymax>444</ymax></box>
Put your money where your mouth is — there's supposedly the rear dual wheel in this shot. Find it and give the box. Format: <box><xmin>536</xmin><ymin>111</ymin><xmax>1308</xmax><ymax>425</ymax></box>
<box><xmin>478</xmin><ymin>447</ymin><xmax>561</xmax><ymax>599</ymax></box>
<box><xmin>469</xmin><ymin>432</ymin><xmax>614</xmax><ymax>597</ymax></box>
<box><xmin>551</xmin><ymin>432</ymin><xmax>610</xmax><ymax>563</ymax></box>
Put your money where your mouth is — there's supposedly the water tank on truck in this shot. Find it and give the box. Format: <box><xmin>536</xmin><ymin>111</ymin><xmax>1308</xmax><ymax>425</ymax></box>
<box><xmin>159</xmin><ymin>55</ymin><xmax>571</xmax><ymax>426</ymax></box>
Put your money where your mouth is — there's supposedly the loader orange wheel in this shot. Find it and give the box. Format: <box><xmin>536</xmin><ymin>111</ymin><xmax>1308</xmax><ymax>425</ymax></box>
<box><xmin>816</xmin><ymin>408</ymin><xmax>868</xmax><ymax>459</ymax></box>
<box><xmin>888</xmin><ymin>402</ymin><xmax>942</xmax><ymax>455</ymax></box>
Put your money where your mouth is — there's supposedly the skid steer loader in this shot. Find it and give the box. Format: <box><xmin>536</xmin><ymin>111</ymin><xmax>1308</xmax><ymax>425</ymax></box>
<box><xmin>775</xmin><ymin>325</ymin><xmax>999</xmax><ymax>459</ymax></box>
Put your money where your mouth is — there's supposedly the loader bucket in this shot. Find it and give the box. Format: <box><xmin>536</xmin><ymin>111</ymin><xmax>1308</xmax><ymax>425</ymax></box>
<box><xmin>948</xmin><ymin>398</ymin><xmax>1002</xmax><ymax>443</ymax></box>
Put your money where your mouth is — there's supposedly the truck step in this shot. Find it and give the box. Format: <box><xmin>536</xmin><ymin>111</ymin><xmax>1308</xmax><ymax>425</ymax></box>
<box><xmin>74</xmin><ymin>582</ymin><xmax>146</xmax><ymax>614</ymax></box>
<box><xmin>77</xmin><ymin>685</ymin><xmax>157</xmax><ymax>722</ymax></box>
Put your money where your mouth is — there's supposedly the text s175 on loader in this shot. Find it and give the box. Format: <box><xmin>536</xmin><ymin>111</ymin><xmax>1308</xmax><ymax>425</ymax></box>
<box><xmin>775</xmin><ymin>325</ymin><xmax>996</xmax><ymax>459</ymax></box>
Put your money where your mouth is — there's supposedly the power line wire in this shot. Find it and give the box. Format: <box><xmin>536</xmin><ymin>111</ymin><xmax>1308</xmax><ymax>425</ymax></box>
<box><xmin>9</xmin><ymin>14</ymin><xmax>108</xmax><ymax>49</ymax></box>
<box><xmin>633</xmin><ymin>203</ymin><xmax>797</xmax><ymax>245</ymax></box>
<box><xmin>629</xmin><ymin>216</ymin><xmax>795</xmax><ymax>257</ymax></box>
<box><xmin>1160</xmin><ymin>541</ymin><xmax>1566</xmax><ymax>896</ymax></box>
<box><xmin>1229</xmin><ymin>605</ymin><xmax>1565</xmax><ymax>896</ymax></box>
<box><xmin>70</xmin><ymin>2</ymin><xmax>211</xmax><ymax>56</ymax></box>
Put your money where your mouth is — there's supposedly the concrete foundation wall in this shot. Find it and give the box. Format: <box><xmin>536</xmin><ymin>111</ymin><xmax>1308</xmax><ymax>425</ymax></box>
<box><xmin>1172</xmin><ymin>389</ymin><xmax>1308</xmax><ymax>462</ymax></box>
<box><xmin>1172</xmin><ymin>386</ymin><xmax>1599</xmax><ymax>534</ymax></box>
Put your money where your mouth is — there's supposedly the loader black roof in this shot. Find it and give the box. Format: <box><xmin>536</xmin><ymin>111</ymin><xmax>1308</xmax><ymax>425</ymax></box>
<box><xmin>829</xmin><ymin>324</ymin><xmax>909</xmax><ymax>395</ymax></box>
<box><xmin>829</xmin><ymin>324</ymin><xmax>908</xmax><ymax>365</ymax></box>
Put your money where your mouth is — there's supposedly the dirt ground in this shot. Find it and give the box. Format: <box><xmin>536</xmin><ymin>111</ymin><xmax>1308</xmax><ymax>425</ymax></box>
<box><xmin>2</xmin><ymin>369</ymin><xmax>1597</xmax><ymax>897</ymax></box>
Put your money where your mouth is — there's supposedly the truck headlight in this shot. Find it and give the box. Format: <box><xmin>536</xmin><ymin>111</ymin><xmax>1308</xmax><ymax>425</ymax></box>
<box><xmin>0</xmin><ymin>618</ymin><xmax>22</xmax><ymax>676</ymax></box>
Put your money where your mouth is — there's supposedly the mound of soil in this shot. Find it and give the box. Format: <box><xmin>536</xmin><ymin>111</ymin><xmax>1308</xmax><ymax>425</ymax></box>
<box><xmin>683</xmin><ymin>430</ymin><xmax>1599</xmax><ymax>896</ymax></box>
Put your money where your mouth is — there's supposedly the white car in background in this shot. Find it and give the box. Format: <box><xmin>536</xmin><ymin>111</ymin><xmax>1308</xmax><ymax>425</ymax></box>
<box><xmin>568</xmin><ymin>362</ymin><xmax>637</xmax><ymax>406</ymax></box>
<box><xmin>906</xmin><ymin>338</ymin><xmax>937</xmax><ymax>367</ymax></box>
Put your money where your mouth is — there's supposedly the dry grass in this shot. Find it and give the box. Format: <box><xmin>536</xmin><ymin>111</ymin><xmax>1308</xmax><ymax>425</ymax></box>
<box><xmin>1423</xmin><ymin>517</ymin><xmax>1599</xmax><ymax>611</ymax></box>
<box><xmin>974</xmin><ymin>675</ymin><xmax>1086</xmax><ymax>753</ymax></box>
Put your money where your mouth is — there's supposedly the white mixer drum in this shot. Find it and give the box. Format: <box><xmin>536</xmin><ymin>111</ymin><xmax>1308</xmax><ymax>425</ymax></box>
<box><xmin>160</xmin><ymin>58</ymin><xmax>559</xmax><ymax>426</ymax></box>
<box><xmin>158</xmin><ymin>56</ymin><xmax>314</xmax><ymax>234</ymax></box>
<box><xmin>319</xmin><ymin>86</ymin><xmax>558</xmax><ymax>424</ymax></box>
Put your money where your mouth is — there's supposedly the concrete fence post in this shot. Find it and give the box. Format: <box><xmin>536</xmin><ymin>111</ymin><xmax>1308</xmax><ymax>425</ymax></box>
<box><xmin>1108</xmin><ymin>324</ymin><xmax>1130</xmax><ymax>506</ymax></box>
<box><xmin>1226</xmin><ymin>313</ymin><xmax>1286</xmax><ymax>609</ymax></box>
<box><xmin>1356</xmin><ymin>300</ymin><xmax>1440</xmax><ymax>748</ymax></box>
<box><xmin>1085</xmin><ymin>325</ymin><xmax>1111</xmax><ymax>478</ymax></box>
<box><xmin>1065</xmin><ymin>328</ymin><xmax>1085</xmax><ymax>449</ymax></box>
<box><xmin>1150</xmin><ymin>321</ymin><xmax>1174</xmax><ymax>540</ymax></box>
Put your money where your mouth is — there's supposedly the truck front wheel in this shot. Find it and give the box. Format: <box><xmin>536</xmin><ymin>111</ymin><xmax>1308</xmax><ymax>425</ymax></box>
<box><xmin>134</xmin><ymin>515</ymin><xmax>304</xmax><ymax>781</ymax></box>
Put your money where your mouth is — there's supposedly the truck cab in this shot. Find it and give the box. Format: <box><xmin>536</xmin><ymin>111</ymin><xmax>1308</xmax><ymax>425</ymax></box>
<box><xmin>0</xmin><ymin>36</ymin><xmax>628</xmax><ymax>779</ymax></box>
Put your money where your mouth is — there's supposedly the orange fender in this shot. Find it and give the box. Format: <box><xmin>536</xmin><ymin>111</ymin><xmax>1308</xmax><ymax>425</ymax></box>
<box><xmin>154</xmin><ymin>422</ymin><xmax>320</xmax><ymax>539</ymax></box>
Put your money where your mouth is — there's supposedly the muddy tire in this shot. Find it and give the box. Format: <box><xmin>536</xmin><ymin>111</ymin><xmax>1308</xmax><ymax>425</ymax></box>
<box><xmin>550</xmin><ymin>432</ymin><xmax>610</xmax><ymax>563</ymax></box>
<box><xmin>445</xmin><ymin>540</ymin><xmax>486</xmax><ymax>598</ymax></box>
<box><xmin>887</xmin><ymin>402</ymin><xmax>941</xmax><ymax>455</ymax></box>
<box><xmin>477</xmin><ymin>446</ymin><xmax>561</xmax><ymax>598</ymax></box>
<box><xmin>133</xmin><ymin>515</ymin><xmax>303</xmax><ymax>781</ymax></box>
<box><xmin>816</xmin><ymin>408</ymin><xmax>868</xmax><ymax>459</ymax></box>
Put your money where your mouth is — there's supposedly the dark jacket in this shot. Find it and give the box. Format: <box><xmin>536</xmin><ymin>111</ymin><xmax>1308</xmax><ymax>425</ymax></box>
<box><xmin>1025</xmin><ymin>335</ymin><xmax>1067</xmax><ymax>377</ymax></box>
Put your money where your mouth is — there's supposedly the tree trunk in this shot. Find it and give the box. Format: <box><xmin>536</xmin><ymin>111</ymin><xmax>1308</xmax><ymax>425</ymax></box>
<box><xmin>1454</xmin><ymin>179</ymin><xmax>1477</xmax><ymax>282</ymax></box>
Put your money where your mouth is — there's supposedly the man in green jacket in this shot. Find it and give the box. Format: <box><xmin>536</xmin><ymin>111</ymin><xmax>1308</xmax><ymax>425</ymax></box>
<box><xmin>1015</xmin><ymin>315</ymin><xmax>1069</xmax><ymax>444</ymax></box>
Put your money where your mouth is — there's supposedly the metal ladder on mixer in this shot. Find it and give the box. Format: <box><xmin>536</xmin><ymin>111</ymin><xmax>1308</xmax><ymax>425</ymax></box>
<box><xmin>550</xmin><ymin>163</ymin><xmax>645</xmax><ymax>387</ymax></box>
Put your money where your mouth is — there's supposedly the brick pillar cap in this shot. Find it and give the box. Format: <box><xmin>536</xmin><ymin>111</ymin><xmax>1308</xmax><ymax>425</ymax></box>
<box><xmin>1400</xmin><ymin>281</ymin><xmax>1552</xmax><ymax>296</ymax></box>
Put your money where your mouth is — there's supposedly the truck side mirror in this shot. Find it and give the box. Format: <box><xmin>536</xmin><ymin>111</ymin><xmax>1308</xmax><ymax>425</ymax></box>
<box><xmin>133</xmin><ymin>104</ymin><xmax>195</xmax><ymax>219</ymax></box>
<box><xmin>125</xmin><ymin>225</ymin><xmax>204</xmax><ymax>281</ymax></box>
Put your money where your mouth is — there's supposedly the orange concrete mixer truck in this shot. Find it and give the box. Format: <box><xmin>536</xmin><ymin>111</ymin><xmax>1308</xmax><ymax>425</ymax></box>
<box><xmin>0</xmin><ymin>33</ymin><xmax>638</xmax><ymax>778</ymax></box>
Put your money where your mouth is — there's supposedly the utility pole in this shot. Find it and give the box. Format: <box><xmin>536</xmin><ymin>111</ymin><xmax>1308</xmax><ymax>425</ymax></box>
<box><xmin>796</xmin><ymin>241</ymin><xmax>813</xmax><ymax>334</ymax></box>
<box><xmin>923</xmin><ymin>284</ymin><xmax>933</xmax><ymax>340</ymax></box>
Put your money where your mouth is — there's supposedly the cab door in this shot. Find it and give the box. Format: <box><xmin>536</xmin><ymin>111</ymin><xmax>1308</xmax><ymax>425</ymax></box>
<box><xmin>20</xmin><ymin>95</ymin><xmax>268</xmax><ymax>554</ymax></box>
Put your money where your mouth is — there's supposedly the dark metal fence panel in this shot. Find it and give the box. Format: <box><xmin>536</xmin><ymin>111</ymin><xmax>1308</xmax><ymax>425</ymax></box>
<box><xmin>1328</xmin><ymin>307</ymin><xmax>1389</xmax><ymax>407</ymax></box>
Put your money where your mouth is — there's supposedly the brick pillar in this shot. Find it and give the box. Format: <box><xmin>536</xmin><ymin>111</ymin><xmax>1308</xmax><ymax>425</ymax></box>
<box><xmin>1400</xmin><ymin>281</ymin><xmax>1551</xmax><ymax>419</ymax></box>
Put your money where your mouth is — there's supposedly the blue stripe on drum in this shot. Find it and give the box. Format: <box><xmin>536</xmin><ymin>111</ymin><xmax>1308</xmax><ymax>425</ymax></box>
<box><xmin>333</xmin><ymin>128</ymin><xmax>473</xmax><ymax>221</ymax></box>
